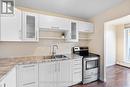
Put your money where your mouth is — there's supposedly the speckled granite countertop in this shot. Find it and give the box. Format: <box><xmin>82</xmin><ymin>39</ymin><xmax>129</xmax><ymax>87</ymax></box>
<box><xmin>0</xmin><ymin>54</ymin><xmax>83</xmax><ymax>81</ymax></box>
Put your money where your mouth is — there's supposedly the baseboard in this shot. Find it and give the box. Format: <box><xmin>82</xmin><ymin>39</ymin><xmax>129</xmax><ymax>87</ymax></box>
<box><xmin>116</xmin><ymin>61</ymin><xmax>130</xmax><ymax>68</ymax></box>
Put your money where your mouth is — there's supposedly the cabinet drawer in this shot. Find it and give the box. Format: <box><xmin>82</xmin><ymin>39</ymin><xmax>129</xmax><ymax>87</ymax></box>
<box><xmin>73</xmin><ymin>64</ymin><xmax>82</xmax><ymax>68</ymax></box>
<box><xmin>73</xmin><ymin>58</ymin><xmax>82</xmax><ymax>61</ymax></box>
<box><xmin>73</xmin><ymin>59</ymin><xmax>82</xmax><ymax>64</ymax></box>
<box><xmin>73</xmin><ymin>62</ymin><xmax>82</xmax><ymax>66</ymax></box>
<box><xmin>73</xmin><ymin>67</ymin><xmax>82</xmax><ymax>71</ymax></box>
<box><xmin>18</xmin><ymin>64</ymin><xmax>37</xmax><ymax>70</ymax></box>
<box><xmin>73</xmin><ymin>73</ymin><xmax>82</xmax><ymax>83</ymax></box>
<box><xmin>73</xmin><ymin>69</ymin><xmax>82</xmax><ymax>74</ymax></box>
<box><xmin>73</xmin><ymin>63</ymin><xmax>82</xmax><ymax>69</ymax></box>
<box><xmin>17</xmin><ymin>64</ymin><xmax>38</xmax><ymax>87</ymax></box>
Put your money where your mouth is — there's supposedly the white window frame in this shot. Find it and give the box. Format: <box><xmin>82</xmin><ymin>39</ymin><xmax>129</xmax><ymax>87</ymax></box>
<box><xmin>124</xmin><ymin>28</ymin><xmax>130</xmax><ymax>61</ymax></box>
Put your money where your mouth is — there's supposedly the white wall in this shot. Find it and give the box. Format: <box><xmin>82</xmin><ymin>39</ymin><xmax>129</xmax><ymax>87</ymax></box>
<box><xmin>104</xmin><ymin>23</ymin><xmax>116</xmax><ymax>67</ymax></box>
<box><xmin>116</xmin><ymin>24</ymin><xmax>125</xmax><ymax>63</ymax></box>
<box><xmin>88</xmin><ymin>0</ymin><xmax>130</xmax><ymax>81</ymax></box>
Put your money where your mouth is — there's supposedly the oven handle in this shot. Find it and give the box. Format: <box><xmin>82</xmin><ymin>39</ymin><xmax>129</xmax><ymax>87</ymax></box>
<box><xmin>84</xmin><ymin>58</ymin><xmax>98</xmax><ymax>61</ymax></box>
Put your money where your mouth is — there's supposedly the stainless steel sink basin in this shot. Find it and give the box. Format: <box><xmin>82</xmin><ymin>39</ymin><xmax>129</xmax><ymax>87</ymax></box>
<box><xmin>51</xmin><ymin>55</ymin><xmax>68</xmax><ymax>60</ymax></box>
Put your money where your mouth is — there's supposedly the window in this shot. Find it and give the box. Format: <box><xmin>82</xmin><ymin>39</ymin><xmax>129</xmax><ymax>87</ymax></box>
<box><xmin>1</xmin><ymin>0</ymin><xmax>14</xmax><ymax>14</ymax></box>
<box><xmin>125</xmin><ymin>29</ymin><xmax>130</xmax><ymax>61</ymax></box>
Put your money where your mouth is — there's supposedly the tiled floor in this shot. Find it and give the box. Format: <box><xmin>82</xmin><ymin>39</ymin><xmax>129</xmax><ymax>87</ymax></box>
<box><xmin>72</xmin><ymin>65</ymin><xmax>130</xmax><ymax>87</ymax></box>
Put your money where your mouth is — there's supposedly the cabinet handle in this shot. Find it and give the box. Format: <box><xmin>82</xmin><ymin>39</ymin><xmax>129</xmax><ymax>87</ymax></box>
<box><xmin>19</xmin><ymin>30</ymin><xmax>22</xmax><ymax>39</ymax></box>
<box><xmin>23</xmin><ymin>82</ymin><xmax>35</xmax><ymax>86</ymax></box>
<box><xmin>51</xmin><ymin>27</ymin><xmax>59</xmax><ymax>29</ymax></box>
<box><xmin>55</xmin><ymin>64</ymin><xmax>57</xmax><ymax>72</ymax></box>
<box><xmin>58</xmin><ymin>63</ymin><xmax>60</xmax><ymax>72</ymax></box>
<box><xmin>22</xmin><ymin>65</ymin><xmax>35</xmax><ymax>68</ymax></box>
<box><xmin>35</xmin><ymin>30</ymin><xmax>38</xmax><ymax>40</ymax></box>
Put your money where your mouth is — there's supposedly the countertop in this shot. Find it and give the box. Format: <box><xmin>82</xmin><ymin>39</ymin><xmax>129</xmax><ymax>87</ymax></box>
<box><xmin>0</xmin><ymin>54</ymin><xmax>83</xmax><ymax>81</ymax></box>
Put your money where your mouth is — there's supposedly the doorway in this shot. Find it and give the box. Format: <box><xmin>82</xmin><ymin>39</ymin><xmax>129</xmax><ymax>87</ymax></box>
<box><xmin>104</xmin><ymin>15</ymin><xmax>130</xmax><ymax>81</ymax></box>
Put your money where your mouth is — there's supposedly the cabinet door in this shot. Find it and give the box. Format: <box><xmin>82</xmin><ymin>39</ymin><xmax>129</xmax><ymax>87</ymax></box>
<box><xmin>58</xmin><ymin>60</ymin><xmax>72</xmax><ymax>87</ymax></box>
<box><xmin>39</xmin><ymin>14</ymin><xmax>54</xmax><ymax>30</ymax></box>
<box><xmin>0</xmin><ymin>8</ymin><xmax>22</xmax><ymax>41</ymax></box>
<box><xmin>53</xmin><ymin>17</ymin><xmax>70</xmax><ymax>31</ymax></box>
<box><xmin>72</xmin><ymin>58</ymin><xmax>82</xmax><ymax>85</ymax></box>
<box><xmin>22</xmin><ymin>12</ymin><xmax>39</xmax><ymax>41</ymax></box>
<box><xmin>77</xmin><ymin>21</ymin><xmax>94</xmax><ymax>32</ymax></box>
<box><xmin>39</xmin><ymin>14</ymin><xmax>70</xmax><ymax>31</ymax></box>
<box><xmin>0</xmin><ymin>68</ymin><xmax>16</xmax><ymax>87</ymax></box>
<box><xmin>65</xmin><ymin>21</ymin><xmax>78</xmax><ymax>42</ymax></box>
<box><xmin>17</xmin><ymin>64</ymin><xmax>38</xmax><ymax>87</ymax></box>
<box><xmin>39</xmin><ymin>62</ymin><xmax>56</xmax><ymax>87</ymax></box>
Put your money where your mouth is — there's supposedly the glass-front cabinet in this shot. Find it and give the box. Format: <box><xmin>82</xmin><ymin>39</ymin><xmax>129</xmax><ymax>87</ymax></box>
<box><xmin>22</xmin><ymin>12</ymin><xmax>39</xmax><ymax>41</ymax></box>
<box><xmin>65</xmin><ymin>21</ymin><xmax>78</xmax><ymax>42</ymax></box>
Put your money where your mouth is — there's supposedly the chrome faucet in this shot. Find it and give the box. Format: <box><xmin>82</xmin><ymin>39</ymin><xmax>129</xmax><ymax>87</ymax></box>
<box><xmin>52</xmin><ymin>45</ymin><xmax>59</xmax><ymax>57</ymax></box>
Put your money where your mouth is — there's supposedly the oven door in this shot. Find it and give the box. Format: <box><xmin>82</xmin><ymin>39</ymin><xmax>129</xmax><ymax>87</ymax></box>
<box><xmin>84</xmin><ymin>58</ymin><xmax>98</xmax><ymax>70</ymax></box>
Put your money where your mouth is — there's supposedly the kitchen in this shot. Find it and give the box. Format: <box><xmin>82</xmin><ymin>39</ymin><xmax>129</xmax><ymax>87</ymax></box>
<box><xmin>0</xmin><ymin>0</ymin><xmax>130</xmax><ymax>87</ymax></box>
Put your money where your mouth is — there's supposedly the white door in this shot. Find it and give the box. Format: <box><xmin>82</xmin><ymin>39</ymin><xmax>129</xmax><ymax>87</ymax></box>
<box><xmin>0</xmin><ymin>8</ymin><xmax>22</xmax><ymax>41</ymax></box>
<box><xmin>22</xmin><ymin>11</ymin><xmax>39</xmax><ymax>41</ymax></box>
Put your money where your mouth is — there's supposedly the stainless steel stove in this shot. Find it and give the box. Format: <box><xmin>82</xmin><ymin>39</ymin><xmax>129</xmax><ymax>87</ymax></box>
<box><xmin>73</xmin><ymin>47</ymin><xmax>100</xmax><ymax>84</ymax></box>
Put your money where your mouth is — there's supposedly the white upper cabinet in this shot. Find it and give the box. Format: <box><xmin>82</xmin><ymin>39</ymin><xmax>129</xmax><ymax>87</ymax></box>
<box><xmin>0</xmin><ymin>8</ymin><xmax>94</xmax><ymax>42</ymax></box>
<box><xmin>77</xmin><ymin>21</ymin><xmax>94</xmax><ymax>32</ymax></box>
<box><xmin>65</xmin><ymin>20</ymin><xmax>79</xmax><ymax>42</ymax></box>
<box><xmin>22</xmin><ymin>11</ymin><xmax>39</xmax><ymax>41</ymax></box>
<box><xmin>39</xmin><ymin>14</ymin><xmax>70</xmax><ymax>31</ymax></box>
<box><xmin>0</xmin><ymin>8</ymin><xmax>22</xmax><ymax>41</ymax></box>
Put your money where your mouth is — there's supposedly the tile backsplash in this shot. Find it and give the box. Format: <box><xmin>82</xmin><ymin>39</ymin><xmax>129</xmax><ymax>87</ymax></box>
<box><xmin>0</xmin><ymin>39</ymin><xmax>89</xmax><ymax>58</ymax></box>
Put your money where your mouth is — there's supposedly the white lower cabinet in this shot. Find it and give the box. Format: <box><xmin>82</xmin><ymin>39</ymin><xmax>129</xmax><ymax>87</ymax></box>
<box><xmin>39</xmin><ymin>62</ymin><xmax>56</xmax><ymax>87</ymax></box>
<box><xmin>39</xmin><ymin>60</ymin><xmax>72</xmax><ymax>87</ymax></box>
<box><xmin>58</xmin><ymin>60</ymin><xmax>72</xmax><ymax>87</ymax></box>
<box><xmin>0</xmin><ymin>68</ymin><xmax>16</xmax><ymax>87</ymax></box>
<box><xmin>17</xmin><ymin>64</ymin><xmax>38</xmax><ymax>87</ymax></box>
<box><xmin>0</xmin><ymin>58</ymin><xmax>82</xmax><ymax>87</ymax></box>
<box><xmin>72</xmin><ymin>58</ymin><xmax>82</xmax><ymax>85</ymax></box>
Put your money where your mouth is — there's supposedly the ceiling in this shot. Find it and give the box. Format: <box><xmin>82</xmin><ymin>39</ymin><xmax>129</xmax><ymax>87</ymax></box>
<box><xmin>106</xmin><ymin>15</ymin><xmax>130</xmax><ymax>25</ymax></box>
<box><xmin>15</xmin><ymin>0</ymin><xmax>124</xmax><ymax>19</ymax></box>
